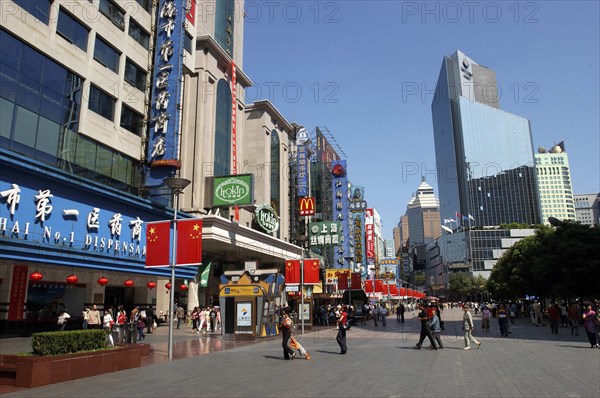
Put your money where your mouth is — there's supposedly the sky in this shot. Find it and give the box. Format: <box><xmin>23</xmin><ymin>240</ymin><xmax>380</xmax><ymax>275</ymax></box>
<box><xmin>242</xmin><ymin>0</ymin><xmax>600</xmax><ymax>240</ymax></box>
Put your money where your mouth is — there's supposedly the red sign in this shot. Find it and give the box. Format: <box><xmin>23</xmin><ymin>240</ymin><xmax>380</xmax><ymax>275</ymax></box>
<box><xmin>337</xmin><ymin>272</ymin><xmax>348</xmax><ymax>290</ymax></box>
<box><xmin>351</xmin><ymin>272</ymin><xmax>361</xmax><ymax>289</ymax></box>
<box><xmin>176</xmin><ymin>219</ymin><xmax>203</xmax><ymax>266</ymax></box>
<box><xmin>145</xmin><ymin>221</ymin><xmax>171</xmax><ymax>267</ymax></box>
<box><xmin>303</xmin><ymin>259</ymin><xmax>320</xmax><ymax>284</ymax></box>
<box><xmin>285</xmin><ymin>260</ymin><xmax>300</xmax><ymax>284</ymax></box>
<box><xmin>299</xmin><ymin>197</ymin><xmax>316</xmax><ymax>216</ymax></box>
<box><xmin>365</xmin><ymin>208</ymin><xmax>374</xmax><ymax>258</ymax></box>
<box><xmin>231</xmin><ymin>61</ymin><xmax>239</xmax><ymax>221</ymax></box>
<box><xmin>8</xmin><ymin>265</ymin><xmax>28</xmax><ymax>320</ymax></box>
<box><xmin>186</xmin><ymin>0</ymin><xmax>196</xmax><ymax>26</ymax></box>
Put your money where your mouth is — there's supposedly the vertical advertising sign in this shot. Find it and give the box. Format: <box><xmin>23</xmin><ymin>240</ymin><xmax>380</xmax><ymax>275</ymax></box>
<box><xmin>332</xmin><ymin>160</ymin><xmax>349</xmax><ymax>268</ymax></box>
<box><xmin>185</xmin><ymin>0</ymin><xmax>196</xmax><ymax>26</ymax></box>
<box><xmin>297</xmin><ymin>144</ymin><xmax>308</xmax><ymax>197</ymax></box>
<box><xmin>354</xmin><ymin>212</ymin><xmax>366</xmax><ymax>273</ymax></box>
<box><xmin>230</xmin><ymin>61</ymin><xmax>239</xmax><ymax>220</ymax></box>
<box><xmin>147</xmin><ymin>0</ymin><xmax>187</xmax><ymax>186</ymax></box>
<box><xmin>8</xmin><ymin>265</ymin><xmax>28</xmax><ymax>320</ymax></box>
<box><xmin>365</xmin><ymin>208</ymin><xmax>375</xmax><ymax>266</ymax></box>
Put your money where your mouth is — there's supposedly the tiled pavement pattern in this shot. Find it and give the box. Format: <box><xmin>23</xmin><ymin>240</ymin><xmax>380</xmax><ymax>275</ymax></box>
<box><xmin>2</xmin><ymin>307</ymin><xmax>598</xmax><ymax>397</ymax></box>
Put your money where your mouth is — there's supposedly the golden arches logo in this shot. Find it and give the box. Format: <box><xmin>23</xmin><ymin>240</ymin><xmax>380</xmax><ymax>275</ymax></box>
<box><xmin>299</xmin><ymin>197</ymin><xmax>315</xmax><ymax>216</ymax></box>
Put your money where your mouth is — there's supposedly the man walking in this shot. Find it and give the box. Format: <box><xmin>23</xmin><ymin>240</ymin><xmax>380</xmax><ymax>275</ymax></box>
<box><xmin>280</xmin><ymin>307</ymin><xmax>296</xmax><ymax>360</ymax></box>
<box><xmin>87</xmin><ymin>305</ymin><xmax>102</xmax><ymax>329</ymax></box>
<box><xmin>399</xmin><ymin>302</ymin><xmax>405</xmax><ymax>323</ymax></box>
<box><xmin>462</xmin><ymin>305</ymin><xmax>481</xmax><ymax>350</ymax></box>
<box><xmin>414</xmin><ymin>304</ymin><xmax>437</xmax><ymax>350</ymax></box>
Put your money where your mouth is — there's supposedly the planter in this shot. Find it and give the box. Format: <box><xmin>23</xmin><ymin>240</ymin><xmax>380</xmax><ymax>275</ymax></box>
<box><xmin>0</xmin><ymin>344</ymin><xmax>150</xmax><ymax>388</ymax></box>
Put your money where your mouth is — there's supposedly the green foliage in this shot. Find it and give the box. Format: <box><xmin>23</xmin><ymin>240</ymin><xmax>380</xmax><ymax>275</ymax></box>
<box><xmin>31</xmin><ymin>329</ymin><xmax>110</xmax><ymax>356</ymax></box>
<box><xmin>488</xmin><ymin>223</ymin><xmax>600</xmax><ymax>299</ymax></box>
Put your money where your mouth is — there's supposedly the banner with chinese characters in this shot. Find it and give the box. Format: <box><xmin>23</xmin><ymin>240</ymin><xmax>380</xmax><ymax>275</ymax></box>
<box><xmin>297</xmin><ymin>144</ymin><xmax>309</xmax><ymax>197</ymax></box>
<box><xmin>353</xmin><ymin>213</ymin><xmax>366</xmax><ymax>273</ymax></box>
<box><xmin>331</xmin><ymin>160</ymin><xmax>350</xmax><ymax>268</ymax></box>
<box><xmin>147</xmin><ymin>0</ymin><xmax>187</xmax><ymax>186</ymax></box>
<box><xmin>365</xmin><ymin>208</ymin><xmax>375</xmax><ymax>264</ymax></box>
<box><xmin>309</xmin><ymin>221</ymin><xmax>341</xmax><ymax>246</ymax></box>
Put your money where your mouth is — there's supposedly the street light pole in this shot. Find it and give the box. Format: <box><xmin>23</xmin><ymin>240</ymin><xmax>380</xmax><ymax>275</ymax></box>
<box><xmin>163</xmin><ymin>177</ymin><xmax>191</xmax><ymax>362</ymax></box>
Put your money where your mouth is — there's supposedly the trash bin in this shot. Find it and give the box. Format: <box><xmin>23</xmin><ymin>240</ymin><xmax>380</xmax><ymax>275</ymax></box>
<box><xmin>125</xmin><ymin>323</ymin><xmax>137</xmax><ymax>344</ymax></box>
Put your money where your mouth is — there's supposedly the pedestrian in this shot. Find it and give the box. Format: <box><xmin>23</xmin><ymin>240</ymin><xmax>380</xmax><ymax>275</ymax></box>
<box><xmin>336</xmin><ymin>305</ymin><xmax>348</xmax><ymax>354</ymax></box>
<box><xmin>145</xmin><ymin>306</ymin><xmax>155</xmax><ymax>334</ymax></box>
<box><xmin>568</xmin><ymin>302</ymin><xmax>580</xmax><ymax>336</ymax></box>
<box><xmin>481</xmin><ymin>304</ymin><xmax>491</xmax><ymax>333</ymax></box>
<box><xmin>497</xmin><ymin>303</ymin><xmax>509</xmax><ymax>337</ymax></box>
<box><xmin>191</xmin><ymin>306</ymin><xmax>199</xmax><ymax>333</ymax></box>
<box><xmin>131</xmin><ymin>306</ymin><xmax>140</xmax><ymax>323</ymax></box>
<box><xmin>430</xmin><ymin>311</ymin><xmax>444</xmax><ymax>349</ymax></box>
<box><xmin>103</xmin><ymin>309</ymin><xmax>114</xmax><ymax>346</ymax></box>
<box><xmin>462</xmin><ymin>305</ymin><xmax>481</xmax><ymax>350</ymax></box>
<box><xmin>209</xmin><ymin>306</ymin><xmax>217</xmax><ymax>332</ymax></box>
<box><xmin>380</xmin><ymin>305</ymin><xmax>387</xmax><ymax>327</ymax></box>
<box><xmin>176</xmin><ymin>304</ymin><xmax>185</xmax><ymax>329</ymax></box>
<box><xmin>533</xmin><ymin>301</ymin><xmax>545</xmax><ymax>327</ymax></box>
<box><xmin>414</xmin><ymin>304</ymin><xmax>437</xmax><ymax>350</ymax></box>
<box><xmin>372</xmin><ymin>304</ymin><xmax>379</xmax><ymax>326</ymax></box>
<box><xmin>82</xmin><ymin>307</ymin><xmax>90</xmax><ymax>329</ymax></box>
<box><xmin>582</xmin><ymin>305</ymin><xmax>598</xmax><ymax>348</ymax></box>
<box><xmin>57</xmin><ymin>309</ymin><xmax>70</xmax><ymax>331</ymax></box>
<box><xmin>547</xmin><ymin>303</ymin><xmax>560</xmax><ymax>334</ymax></box>
<box><xmin>137</xmin><ymin>314</ymin><xmax>146</xmax><ymax>341</ymax></box>
<box><xmin>280</xmin><ymin>307</ymin><xmax>296</xmax><ymax>360</ymax></box>
<box><xmin>509</xmin><ymin>302</ymin><xmax>517</xmax><ymax>324</ymax></box>
<box><xmin>528</xmin><ymin>301</ymin><xmax>536</xmax><ymax>325</ymax></box>
<box><xmin>88</xmin><ymin>304</ymin><xmax>101</xmax><ymax>329</ymax></box>
<box><xmin>559</xmin><ymin>302</ymin><xmax>569</xmax><ymax>328</ymax></box>
<box><xmin>116</xmin><ymin>305</ymin><xmax>127</xmax><ymax>343</ymax></box>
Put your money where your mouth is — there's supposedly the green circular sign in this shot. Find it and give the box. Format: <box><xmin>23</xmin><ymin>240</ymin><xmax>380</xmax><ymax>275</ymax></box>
<box><xmin>255</xmin><ymin>205</ymin><xmax>279</xmax><ymax>233</ymax></box>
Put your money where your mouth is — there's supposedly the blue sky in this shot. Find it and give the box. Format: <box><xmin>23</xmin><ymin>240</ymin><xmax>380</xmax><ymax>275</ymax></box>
<box><xmin>242</xmin><ymin>1</ymin><xmax>600</xmax><ymax>240</ymax></box>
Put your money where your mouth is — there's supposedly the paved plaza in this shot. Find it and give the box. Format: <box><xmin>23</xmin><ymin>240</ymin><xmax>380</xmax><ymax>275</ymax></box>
<box><xmin>2</xmin><ymin>308</ymin><xmax>599</xmax><ymax>398</ymax></box>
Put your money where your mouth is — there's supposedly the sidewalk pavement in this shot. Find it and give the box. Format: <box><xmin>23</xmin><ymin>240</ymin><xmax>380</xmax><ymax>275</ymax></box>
<box><xmin>2</xmin><ymin>308</ymin><xmax>599</xmax><ymax>397</ymax></box>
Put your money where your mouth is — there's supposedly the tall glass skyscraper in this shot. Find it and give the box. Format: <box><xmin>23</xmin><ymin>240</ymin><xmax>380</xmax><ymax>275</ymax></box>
<box><xmin>431</xmin><ymin>50</ymin><xmax>541</xmax><ymax>227</ymax></box>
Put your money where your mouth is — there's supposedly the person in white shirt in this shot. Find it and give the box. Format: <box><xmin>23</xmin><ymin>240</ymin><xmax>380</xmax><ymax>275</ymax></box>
<box><xmin>103</xmin><ymin>310</ymin><xmax>114</xmax><ymax>346</ymax></box>
<box><xmin>57</xmin><ymin>310</ymin><xmax>70</xmax><ymax>331</ymax></box>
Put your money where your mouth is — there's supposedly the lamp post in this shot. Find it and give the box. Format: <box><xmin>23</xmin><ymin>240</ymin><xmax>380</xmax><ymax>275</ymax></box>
<box><xmin>163</xmin><ymin>176</ymin><xmax>191</xmax><ymax>362</ymax></box>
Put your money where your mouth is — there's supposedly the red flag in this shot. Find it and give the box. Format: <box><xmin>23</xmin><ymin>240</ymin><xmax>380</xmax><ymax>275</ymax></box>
<box><xmin>285</xmin><ymin>260</ymin><xmax>300</xmax><ymax>284</ymax></box>
<box><xmin>176</xmin><ymin>219</ymin><xmax>203</xmax><ymax>266</ymax></box>
<box><xmin>364</xmin><ymin>280</ymin><xmax>374</xmax><ymax>293</ymax></box>
<box><xmin>400</xmin><ymin>288</ymin><xmax>407</xmax><ymax>297</ymax></box>
<box><xmin>337</xmin><ymin>272</ymin><xmax>348</xmax><ymax>290</ymax></box>
<box><xmin>382</xmin><ymin>284</ymin><xmax>389</xmax><ymax>294</ymax></box>
<box><xmin>303</xmin><ymin>259</ymin><xmax>320</xmax><ymax>284</ymax></box>
<box><xmin>146</xmin><ymin>221</ymin><xmax>171</xmax><ymax>267</ymax></box>
<box><xmin>375</xmin><ymin>279</ymin><xmax>383</xmax><ymax>293</ymax></box>
<box><xmin>351</xmin><ymin>272</ymin><xmax>361</xmax><ymax>289</ymax></box>
<box><xmin>390</xmin><ymin>285</ymin><xmax>398</xmax><ymax>296</ymax></box>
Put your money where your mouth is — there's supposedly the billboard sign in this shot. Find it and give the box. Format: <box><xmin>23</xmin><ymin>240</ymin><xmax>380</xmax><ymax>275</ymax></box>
<box><xmin>213</xmin><ymin>174</ymin><xmax>253</xmax><ymax>206</ymax></box>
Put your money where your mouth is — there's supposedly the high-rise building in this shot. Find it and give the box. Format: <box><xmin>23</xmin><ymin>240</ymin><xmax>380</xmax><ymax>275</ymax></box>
<box><xmin>406</xmin><ymin>178</ymin><xmax>441</xmax><ymax>245</ymax></box>
<box><xmin>574</xmin><ymin>193</ymin><xmax>600</xmax><ymax>227</ymax></box>
<box><xmin>431</xmin><ymin>50</ymin><xmax>541</xmax><ymax>228</ymax></box>
<box><xmin>535</xmin><ymin>142</ymin><xmax>576</xmax><ymax>224</ymax></box>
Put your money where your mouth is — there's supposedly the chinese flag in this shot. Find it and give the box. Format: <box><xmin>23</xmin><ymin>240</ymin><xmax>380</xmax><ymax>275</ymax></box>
<box><xmin>176</xmin><ymin>219</ymin><xmax>203</xmax><ymax>266</ymax></box>
<box><xmin>351</xmin><ymin>272</ymin><xmax>361</xmax><ymax>289</ymax></box>
<box><xmin>400</xmin><ymin>288</ymin><xmax>407</xmax><ymax>297</ymax></box>
<box><xmin>303</xmin><ymin>259</ymin><xmax>320</xmax><ymax>284</ymax></box>
<box><xmin>285</xmin><ymin>260</ymin><xmax>300</xmax><ymax>284</ymax></box>
<box><xmin>382</xmin><ymin>284</ymin><xmax>389</xmax><ymax>294</ymax></box>
<box><xmin>364</xmin><ymin>280</ymin><xmax>374</xmax><ymax>293</ymax></box>
<box><xmin>146</xmin><ymin>221</ymin><xmax>171</xmax><ymax>267</ymax></box>
<box><xmin>337</xmin><ymin>272</ymin><xmax>348</xmax><ymax>290</ymax></box>
<box><xmin>390</xmin><ymin>285</ymin><xmax>398</xmax><ymax>296</ymax></box>
<box><xmin>375</xmin><ymin>279</ymin><xmax>383</xmax><ymax>293</ymax></box>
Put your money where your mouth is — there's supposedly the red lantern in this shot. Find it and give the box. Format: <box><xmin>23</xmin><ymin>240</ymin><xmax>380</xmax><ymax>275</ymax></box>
<box><xmin>124</xmin><ymin>279</ymin><xmax>134</xmax><ymax>288</ymax></box>
<box><xmin>165</xmin><ymin>282</ymin><xmax>172</xmax><ymax>290</ymax></box>
<box><xmin>29</xmin><ymin>271</ymin><xmax>43</xmax><ymax>282</ymax></box>
<box><xmin>180</xmin><ymin>284</ymin><xmax>188</xmax><ymax>291</ymax></box>
<box><xmin>147</xmin><ymin>281</ymin><xmax>157</xmax><ymax>289</ymax></box>
<box><xmin>66</xmin><ymin>274</ymin><xmax>78</xmax><ymax>284</ymax></box>
<box><xmin>97</xmin><ymin>276</ymin><xmax>109</xmax><ymax>286</ymax></box>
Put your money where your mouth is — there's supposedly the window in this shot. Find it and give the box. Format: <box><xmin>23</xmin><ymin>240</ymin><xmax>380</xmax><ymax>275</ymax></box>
<box><xmin>94</xmin><ymin>36</ymin><xmax>120</xmax><ymax>73</ymax></box>
<box><xmin>120</xmin><ymin>104</ymin><xmax>144</xmax><ymax>136</ymax></box>
<box><xmin>213</xmin><ymin>79</ymin><xmax>231</xmax><ymax>177</ymax></box>
<box><xmin>128</xmin><ymin>20</ymin><xmax>150</xmax><ymax>49</ymax></box>
<box><xmin>12</xmin><ymin>0</ymin><xmax>51</xmax><ymax>24</ymax></box>
<box><xmin>124</xmin><ymin>59</ymin><xmax>146</xmax><ymax>91</ymax></box>
<box><xmin>57</xmin><ymin>8</ymin><xmax>89</xmax><ymax>51</ymax></box>
<box><xmin>99</xmin><ymin>0</ymin><xmax>125</xmax><ymax>30</ymax></box>
<box><xmin>135</xmin><ymin>0</ymin><xmax>152</xmax><ymax>13</ymax></box>
<box><xmin>184</xmin><ymin>32</ymin><xmax>193</xmax><ymax>54</ymax></box>
<box><xmin>88</xmin><ymin>85</ymin><xmax>115</xmax><ymax>120</ymax></box>
<box><xmin>215</xmin><ymin>0</ymin><xmax>235</xmax><ymax>56</ymax></box>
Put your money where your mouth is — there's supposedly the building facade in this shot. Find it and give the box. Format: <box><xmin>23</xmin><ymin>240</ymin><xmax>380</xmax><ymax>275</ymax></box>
<box><xmin>535</xmin><ymin>142</ymin><xmax>576</xmax><ymax>224</ymax></box>
<box><xmin>431</xmin><ymin>50</ymin><xmax>541</xmax><ymax>229</ymax></box>
<box><xmin>574</xmin><ymin>193</ymin><xmax>600</xmax><ymax>227</ymax></box>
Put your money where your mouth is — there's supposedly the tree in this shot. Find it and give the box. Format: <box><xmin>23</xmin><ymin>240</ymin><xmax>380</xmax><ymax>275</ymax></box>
<box><xmin>448</xmin><ymin>272</ymin><xmax>475</xmax><ymax>301</ymax></box>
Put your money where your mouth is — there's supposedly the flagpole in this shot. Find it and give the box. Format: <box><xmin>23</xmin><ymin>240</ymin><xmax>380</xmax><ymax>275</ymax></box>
<box><xmin>163</xmin><ymin>177</ymin><xmax>190</xmax><ymax>362</ymax></box>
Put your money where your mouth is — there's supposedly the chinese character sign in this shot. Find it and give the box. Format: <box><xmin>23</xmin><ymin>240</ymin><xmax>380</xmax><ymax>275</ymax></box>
<box><xmin>309</xmin><ymin>221</ymin><xmax>341</xmax><ymax>246</ymax></box>
<box><xmin>297</xmin><ymin>144</ymin><xmax>309</xmax><ymax>197</ymax></box>
<box><xmin>365</xmin><ymin>208</ymin><xmax>375</xmax><ymax>263</ymax></box>
<box><xmin>331</xmin><ymin>160</ymin><xmax>349</xmax><ymax>268</ymax></box>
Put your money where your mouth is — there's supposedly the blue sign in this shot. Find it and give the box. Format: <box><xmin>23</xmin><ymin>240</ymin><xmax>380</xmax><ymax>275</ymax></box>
<box><xmin>297</xmin><ymin>144</ymin><xmax>308</xmax><ymax>197</ymax></box>
<box><xmin>146</xmin><ymin>0</ymin><xmax>187</xmax><ymax>187</ymax></box>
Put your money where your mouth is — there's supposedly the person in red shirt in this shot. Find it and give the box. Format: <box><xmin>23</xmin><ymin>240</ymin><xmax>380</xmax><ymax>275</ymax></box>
<box><xmin>336</xmin><ymin>305</ymin><xmax>348</xmax><ymax>354</ymax></box>
<box><xmin>547</xmin><ymin>303</ymin><xmax>560</xmax><ymax>334</ymax></box>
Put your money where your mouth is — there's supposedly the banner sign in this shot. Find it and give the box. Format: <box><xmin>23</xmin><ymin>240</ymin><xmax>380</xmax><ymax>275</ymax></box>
<box><xmin>8</xmin><ymin>265</ymin><xmax>28</xmax><ymax>320</ymax></box>
<box><xmin>353</xmin><ymin>213</ymin><xmax>365</xmax><ymax>271</ymax></box>
<box><xmin>309</xmin><ymin>221</ymin><xmax>341</xmax><ymax>246</ymax></box>
<box><xmin>297</xmin><ymin>144</ymin><xmax>309</xmax><ymax>197</ymax></box>
<box><xmin>299</xmin><ymin>196</ymin><xmax>315</xmax><ymax>216</ymax></box>
<box><xmin>147</xmin><ymin>0</ymin><xmax>187</xmax><ymax>184</ymax></box>
<box><xmin>365</xmin><ymin>208</ymin><xmax>375</xmax><ymax>263</ymax></box>
<box><xmin>236</xmin><ymin>302</ymin><xmax>252</xmax><ymax>326</ymax></box>
<box><xmin>213</xmin><ymin>174</ymin><xmax>253</xmax><ymax>206</ymax></box>
<box><xmin>255</xmin><ymin>204</ymin><xmax>279</xmax><ymax>233</ymax></box>
<box><xmin>331</xmin><ymin>160</ymin><xmax>350</xmax><ymax>268</ymax></box>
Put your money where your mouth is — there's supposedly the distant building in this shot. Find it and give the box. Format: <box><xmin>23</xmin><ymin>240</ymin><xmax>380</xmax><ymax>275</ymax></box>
<box><xmin>535</xmin><ymin>142</ymin><xmax>576</xmax><ymax>224</ymax></box>
<box><xmin>406</xmin><ymin>178</ymin><xmax>441</xmax><ymax>245</ymax></box>
<box><xmin>574</xmin><ymin>193</ymin><xmax>600</xmax><ymax>227</ymax></box>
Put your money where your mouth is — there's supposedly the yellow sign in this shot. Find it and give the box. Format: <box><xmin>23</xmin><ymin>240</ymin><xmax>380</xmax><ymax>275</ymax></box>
<box><xmin>221</xmin><ymin>285</ymin><xmax>263</xmax><ymax>296</ymax></box>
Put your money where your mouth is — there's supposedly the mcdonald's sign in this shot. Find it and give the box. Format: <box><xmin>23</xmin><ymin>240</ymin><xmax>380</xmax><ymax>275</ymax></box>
<box><xmin>299</xmin><ymin>197</ymin><xmax>316</xmax><ymax>216</ymax></box>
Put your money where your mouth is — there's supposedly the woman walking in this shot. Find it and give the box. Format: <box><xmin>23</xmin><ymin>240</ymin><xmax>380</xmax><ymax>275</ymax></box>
<box><xmin>582</xmin><ymin>305</ymin><xmax>598</xmax><ymax>348</ymax></box>
<box><xmin>463</xmin><ymin>305</ymin><xmax>481</xmax><ymax>350</ymax></box>
<box><xmin>336</xmin><ymin>305</ymin><xmax>348</xmax><ymax>355</ymax></box>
